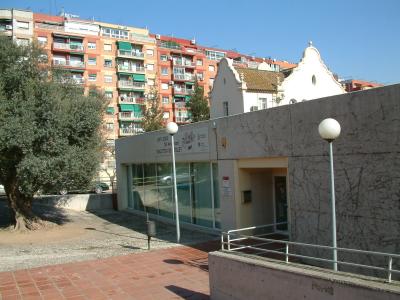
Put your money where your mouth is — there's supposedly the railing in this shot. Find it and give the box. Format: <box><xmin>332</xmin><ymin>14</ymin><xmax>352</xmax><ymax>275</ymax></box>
<box><xmin>117</xmin><ymin>50</ymin><xmax>144</xmax><ymax>59</ymax></box>
<box><xmin>73</xmin><ymin>78</ymin><xmax>85</xmax><ymax>84</ymax></box>
<box><xmin>52</xmin><ymin>59</ymin><xmax>85</xmax><ymax>68</ymax></box>
<box><xmin>118</xmin><ymin>112</ymin><xmax>142</xmax><ymax>121</ymax></box>
<box><xmin>173</xmin><ymin>87</ymin><xmax>194</xmax><ymax>95</ymax></box>
<box><xmin>222</xmin><ymin>223</ymin><xmax>400</xmax><ymax>283</ymax></box>
<box><xmin>119</xmin><ymin>96</ymin><xmax>145</xmax><ymax>104</ymax></box>
<box><xmin>173</xmin><ymin>60</ymin><xmax>196</xmax><ymax>68</ymax></box>
<box><xmin>117</xmin><ymin>65</ymin><xmax>145</xmax><ymax>73</ymax></box>
<box><xmin>118</xmin><ymin>80</ymin><xmax>145</xmax><ymax>89</ymax></box>
<box><xmin>119</xmin><ymin>127</ymin><xmax>144</xmax><ymax>136</ymax></box>
<box><xmin>35</xmin><ymin>23</ymin><xmax>64</xmax><ymax>31</ymax></box>
<box><xmin>53</xmin><ymin>42</ymin><xmax>84</xmax><ymax>51</ymax></box>
<box><xmin>173</xmin><ymin>73</ymin><xmax>195</xmax><ymax>81</ymax></box>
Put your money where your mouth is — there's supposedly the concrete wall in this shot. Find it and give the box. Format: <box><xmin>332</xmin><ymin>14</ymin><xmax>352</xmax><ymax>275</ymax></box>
<box><xmin>209</xmin><ymin>251</ymin><xmax>400</xmax><ymax>300</ymax></box>
<box><xmin>35</xmin><ymin>194</ymin><xmax>113</xmax><ymax>211</ymax></box>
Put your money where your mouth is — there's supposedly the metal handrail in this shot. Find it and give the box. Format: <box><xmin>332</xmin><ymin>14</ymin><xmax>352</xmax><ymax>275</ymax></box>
<box><xmin>222</xmin><ymin>227</ymin><xmax>400</xmax><ymax>283</ymax></box>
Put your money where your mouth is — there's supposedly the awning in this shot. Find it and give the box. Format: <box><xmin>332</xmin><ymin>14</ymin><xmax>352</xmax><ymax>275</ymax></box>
<box><xmin>174</xmin><ymin>94</ymin><xmax>185</xmax><ymax>98</ymax></box>
<box><xmin>120</xmin><ymin>104</ymin><xmax>142</xmax><ymax>112</ymax></box>
<box><xmin>133</xmin><ymin>74</ymin><xmax>145</xmax><ymax>82</ymax></box>
<box><xmin>53</xmin><ymin>33</ymin><xmax>83</xmax><ymax>39</ymax></box>
<box><xmin>68</xmin><ymin>69</ymin><xmax>85</xmax><ymax>73</ymax></box>
<box><xmin>118</xmin><ymin>72</ymin><xmax>134</xmax><ymax>77</ymax></box>
<box><xmin>117</xmin><ymin>41</ymin><xmax>132</xmax><ymax>51</ymax></box>
<box><xmin>185</xmin><ymin>95</ymin><xmax>192</xmax><ymax>102</ymax></box>
<box><xmin>106</xmin><ymin>107</ymin><xmax>115</xmax><ymax>114</ymax></box>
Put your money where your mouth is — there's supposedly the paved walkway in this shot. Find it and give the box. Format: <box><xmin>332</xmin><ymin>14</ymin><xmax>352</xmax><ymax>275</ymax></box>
<box><xmin>0</xmin><ymin>242</ymin><xmax>218</xmax><ymax>300</ymax></box>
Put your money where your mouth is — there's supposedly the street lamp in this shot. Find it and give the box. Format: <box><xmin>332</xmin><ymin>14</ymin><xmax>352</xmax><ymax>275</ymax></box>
<box><xmin>166</xmin><ymin>122</ymin><xmax>180</xmax><ymax>243</ymax></box>
<box><xmin>318</xmin><ymin>118</ymin><xmax>341</xmax><ymax>271</ymax></box>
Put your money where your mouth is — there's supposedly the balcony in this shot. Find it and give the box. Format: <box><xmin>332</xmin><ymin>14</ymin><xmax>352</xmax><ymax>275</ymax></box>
<box><xmin>119</xmin><ymin>127</ymin><xmax>144</xmax><ymax>136</ymax></box>
<box><xmin>118</xmin><ymin>112</ymin><xmax>142</xmax><ymax>121</ymax></box>
<box><xmin>117</xmin><ymin>65</ymin><xmax>145</xmax><ymax>74</ymax></box>
<box><xmin>175</xmin><ymin>116</ymin><xmax>190</xmax><ymax>123</ymax></box>
<box><xmin>173</xmin><ymin>87</ymin><xmax>194</xmax><ymax>95</ymax></box>
<box><xmin>173</xmin><ymin>60</ymin><xmax>195</xmax><ymax>68</ymax></box>
<box><xmin>117</xmin><ymin>50</ymin><xmax>144</xmax><ymax>60</ymax></box>
<box><xmin>173</xmin><ymin>73</ymin><xmax>196</xmax><ymax>82</ymax></box>
<box><xmin>119</xmin><ymin>96</ymin><xmax>145</xmax><ymax>105</ymax></box>
<box><xmin>53</xmin><ymin>42</ymin><xmax>84</xmax><ymax>52</ymax></box>
<box><xmin>73</xmin><ymin>78</ymin><xmax>85</xmax><ymax>85</ymax></box>
<box><xmin>118</xmin><ymin>80</ymin><xmax>145</xmax><ymax>90</ymax></box>
<box><xmin>52</xmin><ymin>59</ymin><xmax>85</xmax><ymax>68</ymax></box>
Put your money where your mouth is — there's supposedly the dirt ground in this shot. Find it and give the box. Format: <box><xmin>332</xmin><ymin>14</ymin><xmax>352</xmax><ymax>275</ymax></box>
<box><xmin>0</xmin><ymin>198</ymin><xmax>218</xmax><ymax>272</ymax></box>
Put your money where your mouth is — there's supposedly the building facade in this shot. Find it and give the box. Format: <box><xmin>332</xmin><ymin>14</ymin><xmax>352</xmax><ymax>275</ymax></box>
<box><xmin>341</xmin><ymin>79</ymin><xmax>383</xmax><ymax>92</ymax></box>
<box><xmin>0</xmin><ymin>9</ymin><xmax>34</xmax><ymax>44</ymax></box>
<box><xmin>116</xmin><ymin>84</ymin><xmax>400</xmax><ymax>264</ymax></box>
<box><xmin>210</xmin><ymin>43</ymin><xmax>345</xmax><ymax>118</ymax></box>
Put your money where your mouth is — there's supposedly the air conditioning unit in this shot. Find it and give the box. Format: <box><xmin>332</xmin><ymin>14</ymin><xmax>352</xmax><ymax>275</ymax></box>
<box><xmin>169</xmin><ymin>81</ymin><xmax>174</xmax><ymax>85</ymax></box>
<box><xmin>250</xmin><ymin>106</ymin><xmax>258</xmax><ymax>112</ymax></box>
<box><xmin>155</xmin><ymin>34</ymin><xmax>161</xmax><ymax>40</ymax></box>
<box><xmin>190</xmin><ymin>39</ymin><xmax>196</xmax><ymax>45</ymax></box>
<box><xmin>5</xmin><ymin>25</ymin><xmax>12</xmax><ymax>30</ymax></box>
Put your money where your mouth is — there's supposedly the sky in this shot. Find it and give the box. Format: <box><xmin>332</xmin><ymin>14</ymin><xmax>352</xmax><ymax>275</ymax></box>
<box><xmin>2</xmin><ymin>0</ymin><xmax>399</xmax><ymax>84</ymax></box>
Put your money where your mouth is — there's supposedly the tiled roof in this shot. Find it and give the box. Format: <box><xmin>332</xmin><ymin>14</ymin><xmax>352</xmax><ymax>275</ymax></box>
<box><xmin>235</xmin><ymin>67</ymin><xmax>284</xmax><ymax>92</ymax></box>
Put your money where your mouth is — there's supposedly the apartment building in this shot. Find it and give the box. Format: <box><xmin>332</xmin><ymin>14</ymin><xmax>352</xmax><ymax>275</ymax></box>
<box><xmin>341</xmin><ymin>79</ymin><xmax>383</xmax><ymax>92</ymax></box>
<box><xmin>0</xmin><ymin>9</ymin><xmax>34</xmax><ymax>44</ymax></box>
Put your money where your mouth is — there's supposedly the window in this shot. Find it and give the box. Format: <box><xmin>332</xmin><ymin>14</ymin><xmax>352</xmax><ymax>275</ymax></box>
<box><xmin>88</xmin><ymin>42</ymin><xmax>96</xmax><ymax>49</ymax></box>
<box><xmin>104</xmin><ymin>59</ymin><xmax>112</xmax><ymax>68</ymax></box>
<box><xmin>105</xmin><ymin>91</ymin><xmax>113</xmax><ymax>99</ymax></box>
<box><xmin>37</xmin><ymin>36</ymin><xmax>47</xmax><ymax>46</ymax></box>
<box><xmin>223</xmin><ymin>101</ymin><xmax>229</xmax><ymax>116</ymax></box>
<box><xmin>106</xmin><ymin>106</ymin><xmax>114</xmax><ymax>115</ymax></box>
<box><xmin>258</xmin><ymin>97</ymin><xmax>267</xmax><ymax>110</ymax></box>
<box><xmin>206</xmin><ymin>50</ymin><xmax>225</xmax><ymax>61</ymax></box>
<box><xmin>196</xmin><ymin>72</ymin><xmax>204</xmax><ymax>81</ymax></box>
<box><xmin>88</xmin><ymin>57</ymin><xmax>96</xmax><ymax>65</ymax></box>
<box><xmin>146</xmin><ymin>49</ymin><xmax>154</xmax><ymax>56</ymax></box>
<box><xmin>106</xmin><ymin>139</ymin><xmax>115</xmax><ymax>147</ymax></box>
<box><xmin>147</xmin><ymin>79</ymin><xmax>155</xmax><ymax>86</ymax></box>
<box><xmin>88</xmin><ymin>74</ymin><xmax>97</xmax><ymax>81</ymax></box>
<box><xmin>104</xmin><ymin>75</ymin><xmax>113</xmax><ymax>83</ymax></box>
<box><xmin>101</xmin><ymin>27</ymin><xmax>128</xmax><ymax>39</ymax></box>
<box><xmin>312</xmin><ymin>75</ymin><xmax>317</xmax><ymax>85</ymax></box>
<box><xmin>163</xmin><ymin>112</ymin><xmax>170</xmax><ymax>119</ymax></box>
<box><xmin>106</xmin><ymin>123</ymin><xmax>114</xmax><ymax>131</ymax></box>
<box><xmin>208</xmin><ymin>65</ymin><xmax>215</xmax><ymax>72</ymax></box>
<box><xmin>162</xmin><ymin>96</ymin><xmax>169</xmax><ymax>104</ymax></box>
<box><xmin>209</xmin><ymin>78</ymin><xmax>215</xmax><ymax>86</ymax></box>
<box><xmin>16</xmin><ymin>38</ymin><xmax>29</xmax><ymax>46</ymax></box>
<box><xmin>197</xmin><ymin>59</ymin><xmax>203</xmax><ymax>66</ymax></box>
<box><xmin>160</xmin><ymin>55</ymin><xmax>168</xmax><ymax>61</ymax></box>
<box><xmin>16</xmin><ymin>21</ymin><xmax>29</xmax><ymax>30</ymax></box>
<box><xmin>104</xmin><ymin>43</ymin><xmax>112</xmax><ymax>51</ymax></box>
<box><xmin>147</xmin><ymin>64</ymin><xmax>154</xmax><ymax>71</ymax></box>
<box><xmin>161</xmin><ymin>83</ymin><xmax>169</xmax><ymax>90</ymax></box>
<box><xmin>161</xmin><ymin>67</ymin><xmax>168</xmax><ymax>76</ymax></box>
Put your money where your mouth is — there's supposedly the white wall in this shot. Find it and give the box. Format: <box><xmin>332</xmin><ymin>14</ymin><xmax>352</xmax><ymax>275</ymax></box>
<box><xmin>243</xmin><ymin>91</ymin><xmax>274</xmax><ymax>112</ymax></box>
<box><xmin>65</xmin><ymin>21</ymin><xmax>100</xmax><ymax>36</ymax></box>
<box><xmin>279</xmin><ymin>46</ymin><xmax>345</xmax><ymax>105</ymax></box>
<box><xmin>210</xmin><ymin>59</ymin><xmax>244</xmax><ymax>119</ymax></box>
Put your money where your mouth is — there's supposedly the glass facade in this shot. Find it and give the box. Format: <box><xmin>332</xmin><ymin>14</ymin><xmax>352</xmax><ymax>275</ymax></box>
<box><xmin>127</xmin><ymin>162</ymin><xmax>220</xmax><ymax>229</ymax></box>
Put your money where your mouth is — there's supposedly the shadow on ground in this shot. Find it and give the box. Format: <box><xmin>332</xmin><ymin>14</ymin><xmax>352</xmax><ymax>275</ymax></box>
<box><xmin>0</xmin><ymin>196</ymin><xmax>71</xmax><ymax>228</ymax></box>
<box><xmin>165</xmin><ymin>285</ymin><xmax>209</xmax><ymax>300</ymax></box>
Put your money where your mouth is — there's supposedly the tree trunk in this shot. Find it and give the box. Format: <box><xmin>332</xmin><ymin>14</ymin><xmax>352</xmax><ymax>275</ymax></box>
<box><xmin>5</xmin><ymin>181</ymin><xmax>39</xmax><ymax>231</ymax></box>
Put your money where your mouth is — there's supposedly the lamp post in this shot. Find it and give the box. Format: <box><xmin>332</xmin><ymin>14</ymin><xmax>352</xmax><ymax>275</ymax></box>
<box><xmin>166</xmin><ymin>122</ymin><xmax>180</xmax><ymax>243</ymax></box>
<box><xmin>318</xmin><ymin>118</ymin><xmax>341</xmax><ymax>271</ymax></box>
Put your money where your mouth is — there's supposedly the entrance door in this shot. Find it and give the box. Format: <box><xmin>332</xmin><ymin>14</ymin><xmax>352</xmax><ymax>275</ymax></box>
<box><xmin>274</xmin><ymin>176</ymin><xmax>288</xmax><ymax>231</ymax></box>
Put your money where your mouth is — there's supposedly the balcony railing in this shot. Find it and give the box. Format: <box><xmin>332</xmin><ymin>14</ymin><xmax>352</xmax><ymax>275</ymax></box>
<box><xmin>35</xmin><ymin>23</ymin><xmax>64</xmax><ymax>31</ymax></box>
<box><xmin>119</xmin><ymin>96</ymin><xmax>145</xmax><ymax>105</ymax></box>
<box><xmin>173</xmin><ymin>60</ymin><xmax>195</xmax><ymax>68</ymax></box>
<box><xmin>119</xmin><ymin>127</ymin><xmax>144</xmax><ymax>136</ymax></box>
<box><xmin>73</xmin><ymin>78</ymin><xmax>85</xmax><ymax>84</ymax></box>
<box><xmin>173</xmin><ymin>73</ymin><xmax>196</xmax><ymax>81</ymax></box>
<box><xmin>118</xmin><ymin>112</ymin><xmax>142</xmax><ymax>121</ymax></box>
<box><xmin>117</xmin><ymin>50</ymin><xmax>144</xmax><ymax>59</ymax></box>
<box><xmin>52</xmin><ymin>59</ymin><xmax>85</xmax><ymax>68</ymax></box>
<box><xmin>117</xmin><ymin>65</ymin><xmax>145</xmax><ymax>73</ymax></box>
<box><xmin>53</xmin><ymin>42</ymin><xmax>84</xmax><ymax>51</ymax></box>
<box><xmin>118</xmin><ymin>80</ymin><xmax>145</xmax><ymax>89</ymax></box>
<box><xmin>175</xmin><ymin>116</ymin><xmax>190</xmax><ymax>123</ymax></box>
<box><xmin>173</xmin><ymin>87</ymin><xmax>194</xmax><ymax>95</ymax></box>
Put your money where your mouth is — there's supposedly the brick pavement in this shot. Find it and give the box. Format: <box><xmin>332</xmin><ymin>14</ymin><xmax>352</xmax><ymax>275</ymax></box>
<box><xmin>0</xmin><ymin>242</ymin><xmax>219</xmax><ymax>300</ymax></box>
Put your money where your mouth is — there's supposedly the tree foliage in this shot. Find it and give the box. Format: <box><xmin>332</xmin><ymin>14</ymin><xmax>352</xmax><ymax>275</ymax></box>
<box><xmin>141</xmin><ymin>88</ymin><xmax>164</xmax><ymax>132</ymax></box>
<box><xmin>0</xmin><ymin>36</ymin><xmax>105</xmax><ymax>230</ymax></box>
<box><xmin>186</xmin><ymin>81</ymin><xmax>210</xmax><ymax>122</ymax></box>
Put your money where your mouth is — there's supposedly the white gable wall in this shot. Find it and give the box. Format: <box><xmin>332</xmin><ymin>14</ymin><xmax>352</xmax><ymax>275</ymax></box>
<box><xmin>279</xmin><ymin>46</ymin><xmax>345</xmax><ymax>105</ymax></box>
<box><xmin>243</xmin><ymin>91</ymin><xmax>274</xmax><ymax>112</ymax></box>
<box><xmin>210</xmin><ymin>59</ymin><xmax>244</xmax><ymax>118</ymax></box>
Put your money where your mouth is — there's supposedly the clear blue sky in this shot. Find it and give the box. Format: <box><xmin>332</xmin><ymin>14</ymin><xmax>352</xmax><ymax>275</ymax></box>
<box><xmin>3</xmin><ymin>0</ymin><xmax>399</xmax><ymax>84</ymax></box>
